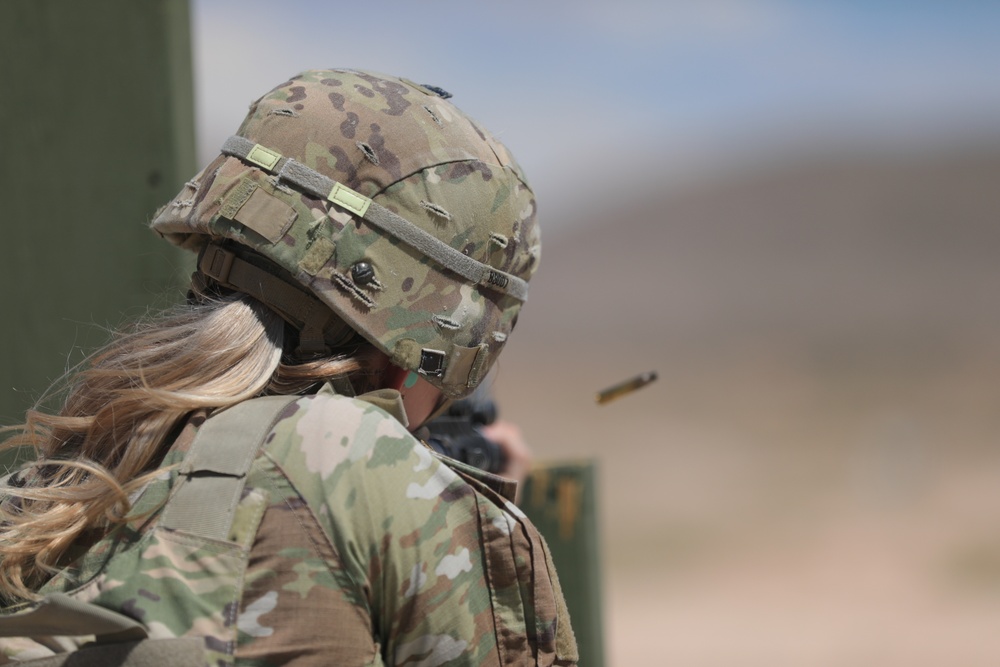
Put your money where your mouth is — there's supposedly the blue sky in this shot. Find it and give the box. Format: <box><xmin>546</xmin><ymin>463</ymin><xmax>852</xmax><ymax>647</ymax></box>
<box><xmin>192</xmin><ymin>1</ymin><xmax>1000</xmax><ymax>220</ymax></box>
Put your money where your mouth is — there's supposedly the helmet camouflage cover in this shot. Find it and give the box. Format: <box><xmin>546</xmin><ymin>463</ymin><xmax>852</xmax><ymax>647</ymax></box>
<box><xmin>151</xmin><ymin>69</ymin><xmax>540</xmax><ymax>398</ymax></box>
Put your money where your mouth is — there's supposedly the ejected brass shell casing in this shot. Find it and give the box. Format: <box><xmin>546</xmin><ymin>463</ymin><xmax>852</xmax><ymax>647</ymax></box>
<box><xmin>595</xmin><ymin>371</ymin><xmax>658</xmax><ymax>405</ymax></box>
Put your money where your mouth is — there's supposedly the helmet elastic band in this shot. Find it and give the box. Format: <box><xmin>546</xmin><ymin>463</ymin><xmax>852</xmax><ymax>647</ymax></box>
<box><xmin>220</xmin><ymin>136</ymin><xmax>529</xmax><ymax>302</ymax></box>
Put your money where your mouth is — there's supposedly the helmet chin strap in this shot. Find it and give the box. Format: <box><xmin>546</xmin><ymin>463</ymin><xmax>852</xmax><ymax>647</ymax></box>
<box><xmin>195</xmin><ymin>243</ymin><xmax>355</xmax><ymax>359</ymax></box>
<box><xmin>383</xmin><ymin>366</ymin><xmax>453</xmax><ymax>430</ymax></box>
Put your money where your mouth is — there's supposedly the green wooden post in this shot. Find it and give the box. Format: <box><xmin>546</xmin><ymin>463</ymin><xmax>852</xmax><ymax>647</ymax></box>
<box><xmin>0</xmin><ymin>1</ymin><xmax>195</xmax><ymax>448</ymax></box>
<box><xmin>522</xmin><ymin>461</ymin><xmax>606</xmax><ymax>666</ymax></box>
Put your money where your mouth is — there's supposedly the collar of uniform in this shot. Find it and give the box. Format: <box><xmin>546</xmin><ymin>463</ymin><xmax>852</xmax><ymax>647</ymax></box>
<box><xmin>318</xmin><ymin>382</ymin><xmax>409</xmax><ymax>430</ymax></box>
<box><xmin>314</xmin><ymin>383</ymin><xmax>521</xmax><ymax>499</ymax></box>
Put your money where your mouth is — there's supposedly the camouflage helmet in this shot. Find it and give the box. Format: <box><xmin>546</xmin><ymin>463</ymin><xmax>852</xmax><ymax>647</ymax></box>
<box><xmin>151</xmin><ymin>69</ymin><xmax>540</xmax><ymax>398</ymax></box>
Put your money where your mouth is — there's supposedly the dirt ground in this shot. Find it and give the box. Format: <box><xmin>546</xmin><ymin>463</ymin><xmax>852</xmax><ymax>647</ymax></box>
<box><xmin>497</xmin><ymin>348</ymin><xmax>1000</xmax><ymax>665</ymax></box>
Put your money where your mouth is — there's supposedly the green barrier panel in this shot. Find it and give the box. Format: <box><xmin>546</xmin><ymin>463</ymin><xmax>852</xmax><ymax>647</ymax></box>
<box><xmin>522</xmin><ymin>461</ymin><xmax>606</xmax><ymax>667</ymax></box>
<box><xmin>0</xmin><ymin>0</ymin><xmax>195</xmax><ymax>457</ymax></box>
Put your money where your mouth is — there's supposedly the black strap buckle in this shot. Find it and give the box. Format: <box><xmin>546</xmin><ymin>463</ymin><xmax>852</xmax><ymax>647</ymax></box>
<box><xmin>419</xmin><ymin>349</ymin><xmax>446</xmax><ymax>377</ymax></box>
<box><xmin>198</xmin><ymin>244</ymin><xmax>236</xmax><ymax>286</ymax></box>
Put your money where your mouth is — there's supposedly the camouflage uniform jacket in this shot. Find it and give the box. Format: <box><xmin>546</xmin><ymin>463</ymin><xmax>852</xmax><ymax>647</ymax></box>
<box><xmin>1</xmin><ymin>385</ymin><xmax>578</xmax><ymax>666</ymax></box>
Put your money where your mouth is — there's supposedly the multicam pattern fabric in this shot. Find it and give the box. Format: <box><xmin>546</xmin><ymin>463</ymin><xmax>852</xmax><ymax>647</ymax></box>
<box><xmin>0</xmin><ymin>386</ymin><xmax>577</xmax><ymax>666</ymax></box>
<box><xmin>151</xmin><ymin>70</ymin><xmax>541</xmax><ymax>398</ymax></box>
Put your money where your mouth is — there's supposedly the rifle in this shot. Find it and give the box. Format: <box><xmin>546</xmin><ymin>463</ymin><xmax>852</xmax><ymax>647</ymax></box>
<box><xmin>420</xmin><ymin>395</ymin><xmax>504</xmax><ymax>474</ymax></box>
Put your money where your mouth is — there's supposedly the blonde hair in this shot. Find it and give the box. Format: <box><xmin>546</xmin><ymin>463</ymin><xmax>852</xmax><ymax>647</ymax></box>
<box><xmin>0</xmin><ymin>293</ymin><xmax>375</xmax><ymax>601</ymax></box>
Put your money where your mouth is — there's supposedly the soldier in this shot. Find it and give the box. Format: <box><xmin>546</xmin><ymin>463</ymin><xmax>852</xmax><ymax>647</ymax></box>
<box><xmin>0</xmin><ymin>69</ymin><xmax>577</xmax><ymax>666</ymax></box>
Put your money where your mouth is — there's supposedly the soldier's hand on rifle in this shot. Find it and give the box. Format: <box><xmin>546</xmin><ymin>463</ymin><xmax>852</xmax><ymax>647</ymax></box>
<box><xmin>482</xmin><ymin>419</ymin><xmax>533</xmax><ymax>493</ymax></box>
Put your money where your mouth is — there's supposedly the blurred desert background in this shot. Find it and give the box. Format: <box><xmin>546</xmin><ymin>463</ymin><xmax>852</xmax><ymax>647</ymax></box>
<box><xmin>7</xmin><ymin>1</ymin><xmax>1000</xmax><ymax>664</ymax></box>
<box><xmin>494</xmin><ymin>147</ymin><xmax>1000</xmax><ymax>664</ymax></box>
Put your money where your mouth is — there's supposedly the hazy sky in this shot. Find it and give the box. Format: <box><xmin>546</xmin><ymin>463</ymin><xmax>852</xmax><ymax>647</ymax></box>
<box><xmin>192</xmin><ymin>1</ymin><xmax>1000</xmax><ymax>217</ymax></box>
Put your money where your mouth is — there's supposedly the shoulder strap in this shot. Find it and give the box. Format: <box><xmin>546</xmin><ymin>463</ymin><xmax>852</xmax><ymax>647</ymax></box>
<box><xmin>158</xmin><ymin>394</ymin><xmax>299</xmax><ymax>541</ymax></box>
<box><xmin>0</xmin><ymin>396</ymin><xmax>299</xmax><ymax>662</ymax></box>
